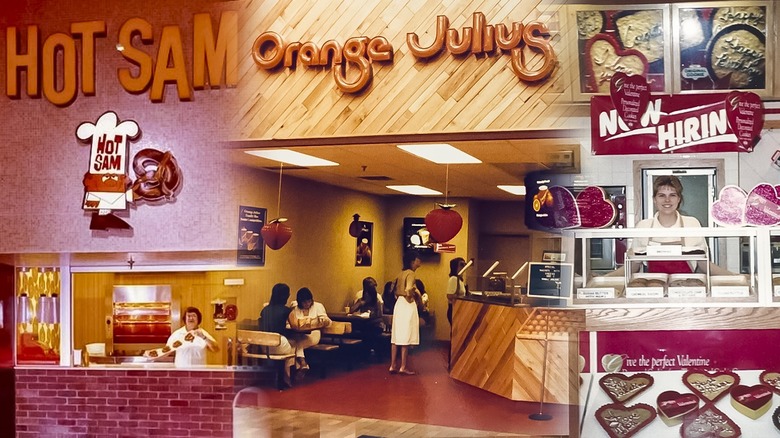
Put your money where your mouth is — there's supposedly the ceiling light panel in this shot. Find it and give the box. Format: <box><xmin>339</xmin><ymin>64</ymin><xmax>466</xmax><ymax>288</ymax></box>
<box><xmin>398</xmin><ymin>144</ymin><xmax>482</xmax><ymax>164</ymax></box>
<box><xmin>497</xmin><ymin>185</ymin><xmax>526</xmax><ymax>196</ymax></box>
<box><xmin>386</xmin><ymin>185</ymin><xmax>443</xmax><ymax>195</ymax></box>
<box><xmin>245</xmin><ymin>149</ymin><xmax>339</xmax><ymax>167</ymax></box>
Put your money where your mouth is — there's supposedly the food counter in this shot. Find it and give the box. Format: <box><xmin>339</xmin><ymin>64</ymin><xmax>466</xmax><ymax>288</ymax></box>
<box><xmin>449</xmin><ymin>297</ymin><xmax>584</xmax><ymax>404</ymax></box>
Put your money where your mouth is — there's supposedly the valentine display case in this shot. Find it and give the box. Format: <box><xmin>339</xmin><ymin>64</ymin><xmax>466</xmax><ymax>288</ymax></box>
<box><xmin>569</xmin><ymin>227</ymin><xmax>776</xmax><ymax>306</ymax></box>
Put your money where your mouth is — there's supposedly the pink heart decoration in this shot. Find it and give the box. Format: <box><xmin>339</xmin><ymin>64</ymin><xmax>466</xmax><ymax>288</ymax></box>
<box><xmin>610</xmin><ymin>72</ymin><xmax>650</xmax><ymax>129</ymax></box>
<box><xmin>725</xmin><ymin>91</ymin><xmax>764</xmax><ymax>151</ymax></box>
<box><xmin>711</xmin><ymin>185</ymin><xmax>747</xmax><ymax>227</ymax></box>
<box><xmin>745</xmin><ymin>183</ymin><xmax>780</xmax><ymax>226</ymax></box>
<box><xmin>576</xmin><ymin>186</ymin><xmax>617</xmax><ymax>228</ymax></box>
<box><xmin>536</xmin><ymin>186</ymin><xmax>580</xmax><ymax>229</ymax></box>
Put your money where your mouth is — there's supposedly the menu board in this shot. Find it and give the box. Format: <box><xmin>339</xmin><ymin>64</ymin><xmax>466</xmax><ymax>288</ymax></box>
<box><xmin>527</xmin><ymin>263</ymin><xmax>574</xmax><ymax>300</ymax></box>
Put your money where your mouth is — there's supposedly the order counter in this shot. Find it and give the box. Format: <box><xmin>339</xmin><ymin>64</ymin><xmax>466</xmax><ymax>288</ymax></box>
<box><xmin>449</xmin><ymin>296</ymin><xmax>584</xmax><ymax>404</ymax></box>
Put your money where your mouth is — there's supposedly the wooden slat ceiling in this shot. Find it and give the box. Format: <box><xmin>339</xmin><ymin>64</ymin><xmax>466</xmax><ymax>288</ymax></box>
<box><xmin>231</xmin><ymin>0</ymin><xmax>580</xmax><ymax>200</ymax></box>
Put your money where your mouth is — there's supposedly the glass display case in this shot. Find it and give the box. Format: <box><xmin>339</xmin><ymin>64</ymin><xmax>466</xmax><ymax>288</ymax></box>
<box><xmin>568</xmin><ymin>227</ymin><xmax>776</xmax><ymax>307</ymax></box>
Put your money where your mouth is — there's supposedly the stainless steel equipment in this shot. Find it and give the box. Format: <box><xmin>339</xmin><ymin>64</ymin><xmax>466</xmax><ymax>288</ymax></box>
<box><xmin>106</xmin><ymin>285</ymin><xmax>179</xmax><ymax>356</ymax></box>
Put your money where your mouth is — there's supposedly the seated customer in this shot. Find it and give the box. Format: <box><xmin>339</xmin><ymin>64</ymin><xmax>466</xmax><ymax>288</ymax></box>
<box><xmin>287</xmin><ymin>287</ymin><xmax>331</xmax><ymax>373</ymax></box>
<box><xmin>259</xmin><ymin>283</ymin><xmax>297</xmax><ymax>387</ymax></box>
<box><xmin>381</xmin><ymin>281</ymin><xmax>396</xmax><ymax>315</ymax></box>
<box><xmin>353</xmin><ymin>276</ymin><xmax>384</xmax><ymax>307</ymax></box>
<box><xmin>349</xmin><ymin>277</ymin><xmax>384</xmax><ymax>335</ymax></box>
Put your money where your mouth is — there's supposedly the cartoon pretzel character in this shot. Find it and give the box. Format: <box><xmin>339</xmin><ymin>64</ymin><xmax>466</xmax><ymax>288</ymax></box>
<box><xmin>76</xmin><ymin>111</ymin><xmax>139</xmax><ymax>230</ymax></box>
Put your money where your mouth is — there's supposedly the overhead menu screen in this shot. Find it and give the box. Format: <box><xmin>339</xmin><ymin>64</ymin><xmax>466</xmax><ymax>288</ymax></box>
<box><xmin>527</xmin><ymin>262</ymin><xmax>573</xmax><ymax>300</ymax></box>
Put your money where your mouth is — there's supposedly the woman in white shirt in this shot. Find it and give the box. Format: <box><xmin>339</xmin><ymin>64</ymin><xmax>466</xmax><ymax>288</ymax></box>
<box><xmin>165</xmin><ymin>307</ymin><xmax>218</xmax><ymax>367</ymax></box>
<box><xmin>287</xmin><ymin>287</ymin><xmax>331</xmax><ymax>372</ymax></box>
<box><xmin>446</xmin><ymin>257</ymin><xmax>468</xmax><ymax>325</ymax></box>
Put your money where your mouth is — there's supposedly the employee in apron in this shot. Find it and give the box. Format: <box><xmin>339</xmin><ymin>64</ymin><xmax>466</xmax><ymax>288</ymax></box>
<box><xmin>631</xmin><ymin>175</ymin><xmax>706</xmax><ymax>274</ymax></box>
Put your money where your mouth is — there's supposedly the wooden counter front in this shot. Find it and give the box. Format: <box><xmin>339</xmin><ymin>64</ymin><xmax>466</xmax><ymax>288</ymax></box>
<box><xmin>449</xmin><ymin>298</ymin><xmax>584</xmax><ymax>404</ymax></box>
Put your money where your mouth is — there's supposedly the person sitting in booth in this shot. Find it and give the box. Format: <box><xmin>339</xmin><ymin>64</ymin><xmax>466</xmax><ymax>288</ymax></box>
<box><xmin>259</xmin><ymin>283</ymin><xmax>297</xmax><ymax>387</ymax></box>
<box><xmin>353</xmin><ymin>276</ymin><xmax>384</xmax><ymax>308</ymax></box>
<box><xmin>350</xmin><ymin>277</ymin><xmax>384</xmax><ymax>334</ymax></box>
<box><xmin>381</xmin><ymin>281</ymin><xmax>396</xmax><ymax>315</ymax></box>
<box><xmin>287</xmin><ymin>287</ymin><xmax>331</xmax><ymax>375</ymax></box>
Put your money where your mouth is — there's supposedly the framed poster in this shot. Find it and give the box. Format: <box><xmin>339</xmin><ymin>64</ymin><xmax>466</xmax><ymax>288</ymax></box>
<box><xmin>355</xmin><ymin>221</ymin><xmax>373</xmax><ymax>267</ymax></box>
<box><xmin>567</xmin><ymin>4</ymin><xmax>671</xmax><ymax>101</ymax></box>
<box><xmin>237</xmin><ymin>205</ymin><xmax>266</xmax><ymax>266</ymax></box>
<box><xmin>672</xmin><ymin>2</ymin><xmax>773</xmax><ymax>95</ymax></box>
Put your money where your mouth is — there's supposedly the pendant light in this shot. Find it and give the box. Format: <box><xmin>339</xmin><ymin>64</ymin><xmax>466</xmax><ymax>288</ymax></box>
<box><xmin>425</xmin><ymin>164</ymin><xmax>462</xmax><ymax>243</ymax></box>
<box><xmin>261</xmin><ymin>163</ymin><xmax>292</xmax><ymax>250</ymax></box>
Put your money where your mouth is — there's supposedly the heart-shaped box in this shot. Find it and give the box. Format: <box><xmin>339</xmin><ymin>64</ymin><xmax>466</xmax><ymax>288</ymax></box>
<box><xmin>711</xmin><ymin>185</ymin><xmax>747</xmax><ymax>227</ymax></box>
<box><xmin>595</xmin><ymin>402</ymin><xmax>656</xmax><ymax>438</ymax></box>
<box><xmin>680</xmin><ymin>403</ymin><xmax>741</xmax><ymax>438</ymax></box>
<box><xmin>576</xmin><ymin>186</ymin><xmax>617</xmax><ymax>228</ymax></box>
<box><xmin>599</xmin><ymin>372</ymin><xmax>654</xmax><ymax>403</ymax></box>
<box><xmin>682</xmin><ymin>369</ymin><xmax>740</xmax><ymax>403</ymax></box>
<box><xmin>759</xmin><ymin>370</ymin><xmax>780</xmax><ymax>394</ymax></box>
<box><xmin>730</xmin><ymin>384</ymin><xmax>773</xmax><ymax>419</ymax></box>
<box><xmin>657</xmin><ymin>390</ymin><xmax>699</xmax><ymax>427</ymax></box>
<box><xmin>745</xmin><ymin>183</ymin><xmax>780</xmax><ymax>227</ymax></box>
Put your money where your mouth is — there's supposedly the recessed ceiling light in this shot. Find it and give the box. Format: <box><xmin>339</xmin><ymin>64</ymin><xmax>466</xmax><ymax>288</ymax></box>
<box><xmin>245</xmin><ymin>149</ymin><xmax>338</xmax><ymax>167</ymax></box>
<box><xmin>497</xmin><ymin>185</ymin><xmax>526</xmax><ymax>196</ymax></box>
<box><xmin>386</xmin><ymin>185</ymin><xmax>443</xmax><ymax>195</ymax></box>
<box><xmin>398</xmin><ymin>144</ymin><xmax>481</xmax><ymax>164</ymax></box>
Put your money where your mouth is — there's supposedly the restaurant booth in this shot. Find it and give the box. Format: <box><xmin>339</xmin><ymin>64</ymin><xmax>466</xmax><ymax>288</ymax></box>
<box><xmin>1</xmin><ymin>0</ymin><xmax>780</xmax><ymax>437</ymax></box>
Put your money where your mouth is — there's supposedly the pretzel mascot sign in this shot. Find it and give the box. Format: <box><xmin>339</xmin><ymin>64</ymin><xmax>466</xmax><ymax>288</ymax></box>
<box><xmin>76</xmin><ymin>111</ymin><xmax>182</xmax><ymax>230</ymax></box>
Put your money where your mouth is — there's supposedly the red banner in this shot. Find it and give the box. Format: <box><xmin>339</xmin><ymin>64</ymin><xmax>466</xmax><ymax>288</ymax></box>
<box><xmin>591</xmin><ymin>92</ymin><xmax>763</xmax><ymax>155</ymax></box>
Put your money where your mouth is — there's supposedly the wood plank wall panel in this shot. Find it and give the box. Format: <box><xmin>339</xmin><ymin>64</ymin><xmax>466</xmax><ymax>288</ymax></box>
<box><xmin>450</xmin><ymin>299</ymin><xmax>584</xmax><ymax>403</ymax></box>
<box><xmin>233</xmin><ymin>0</ymin><xmax>574</xmax><ymax>141</ymax></box>
<box><xmin>449</xmin><ymin>299</ymin><xmax>533</xmax><ymax>400</ymax></box>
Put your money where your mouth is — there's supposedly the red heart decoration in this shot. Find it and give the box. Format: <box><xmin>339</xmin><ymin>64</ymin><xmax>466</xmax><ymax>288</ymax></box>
<box><xmin>725</xmin><ymin>91</ymin><xmax>764</xmax><ymax>151</ymax></box>
<box><xmin>599</xmin><ymin>372</ymin><xmax>654</xmax><ymax>403</ymax></box>
<box><xmin>610</xmin><ymin>72</ymin><xmax>650</xmax><ymax>129</ymax></box>
<box><xmin>584</xmin><ymin>34</ymin><xmax>649</xmax><ymax>94</ymax></box>
<box><xmin>682</xmin><ymin>369</ymin><xmax>740</xmax><ymax>403</ymax></box>
<box><xmin>261</xmin><ymin>220</ymin><xmax>292</xmax><ymax>250</ymax></box>
<box><xmin>425</xmin><ymin>205</ymin><xmax>462</xmax><ymax>243</ymax></box>
<box><xmin>730</xmin><ymin>384</ymin><xmax>773</xmax><ymax>419</ymax></box>
<box><xmin>680</xmin><ymin>403</ymin><xmax>741</xmax><ymax>438</ymax></box>
<box><xmin>576</xmin><ymin>186</ymin><xmax>617</xmax><ymax>228</ymax></box>
<box><xmin>656</xmin><ymin>390</ymin><xmax>699</xmax><ymax>423</ymax></box>
<box><xmin>595</xmin><ymin>403</ymin><xmax>656</xmax><ymax>438</ymax></box>
<box><xmin>535</xmin><ymin>186</ymin><xmax>581</xmax><ymax>230</ymax></box>
<box><xmin>711</xmin><ymin>185</ymin><xmax>747</xmax><ymax>227</ymax></box>
<box><xmin>745</xmin><ymin>183</ymin><xmax>780</xmax><ymax>227</ymax></box>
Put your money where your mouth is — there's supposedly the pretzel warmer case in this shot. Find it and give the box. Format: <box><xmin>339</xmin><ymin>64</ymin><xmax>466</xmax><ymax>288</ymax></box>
<box><xmin>105</xmin><ymin>285</ymin><xmax>180</xmax><ymax>356</ymax></box>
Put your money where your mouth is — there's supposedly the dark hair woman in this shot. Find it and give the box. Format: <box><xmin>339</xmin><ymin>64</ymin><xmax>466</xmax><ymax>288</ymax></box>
<box><xmin>258</xmin><ymin>283</ymin><xmax>295</xmax><ymax>386</ymax></box>
<box><xmin>389</xmin><ymin>251</ymin><xmax>422</xmax><ymax>375</ymax></box>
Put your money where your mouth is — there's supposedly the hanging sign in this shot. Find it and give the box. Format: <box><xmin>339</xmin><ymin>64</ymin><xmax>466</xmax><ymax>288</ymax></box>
<box><xmin>591</xmin><ymin>92</ymin><xmax>764</xmax><ymax>155</ymax></box>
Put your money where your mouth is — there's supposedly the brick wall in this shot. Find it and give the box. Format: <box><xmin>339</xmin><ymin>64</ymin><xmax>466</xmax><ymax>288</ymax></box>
<box><xmin>15</xmin><ymin>368</ymin><xmax>253</xmax><ymax>437</ymax></box>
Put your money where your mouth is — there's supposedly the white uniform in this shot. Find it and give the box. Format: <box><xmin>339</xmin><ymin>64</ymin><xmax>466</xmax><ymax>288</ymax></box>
<box><xmin>166</xmin><ymin>326</ymin><xmax>216</xmax><ymax>367</ymax></box>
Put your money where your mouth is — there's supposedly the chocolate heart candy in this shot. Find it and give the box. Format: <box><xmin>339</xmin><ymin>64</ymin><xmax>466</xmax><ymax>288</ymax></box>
<box><xmin>682</xmin><ymin>370</ymin><xmax>740</xmax><ymax>403</ymax></box>
<box><xmin>730</xmin><ymin>384</ymin><xmax>773</xmax><ymax>419</ymax></box>
<box><xmin>595</xmin><ymin>402</ymin><xmax>656</xmax><ymax>438</ymax></box>
<box><xmin>680</xmin><ymin>403</ymin><xmax>741</xmax><ymax>438</ymax></box>
<box><xmin>759</xmin><ymin>370</ymin><xmax>780</xmax><ymax>394</ymax></box>
<box><xmin>656</xmin><ymin>390</ymin><xmax>699</xmax><ymax>425</ymax></box>
<box><xmin>599</xmin><ymin>372</ymin><xmax>654</xmax><ymax>403</ymax></box>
